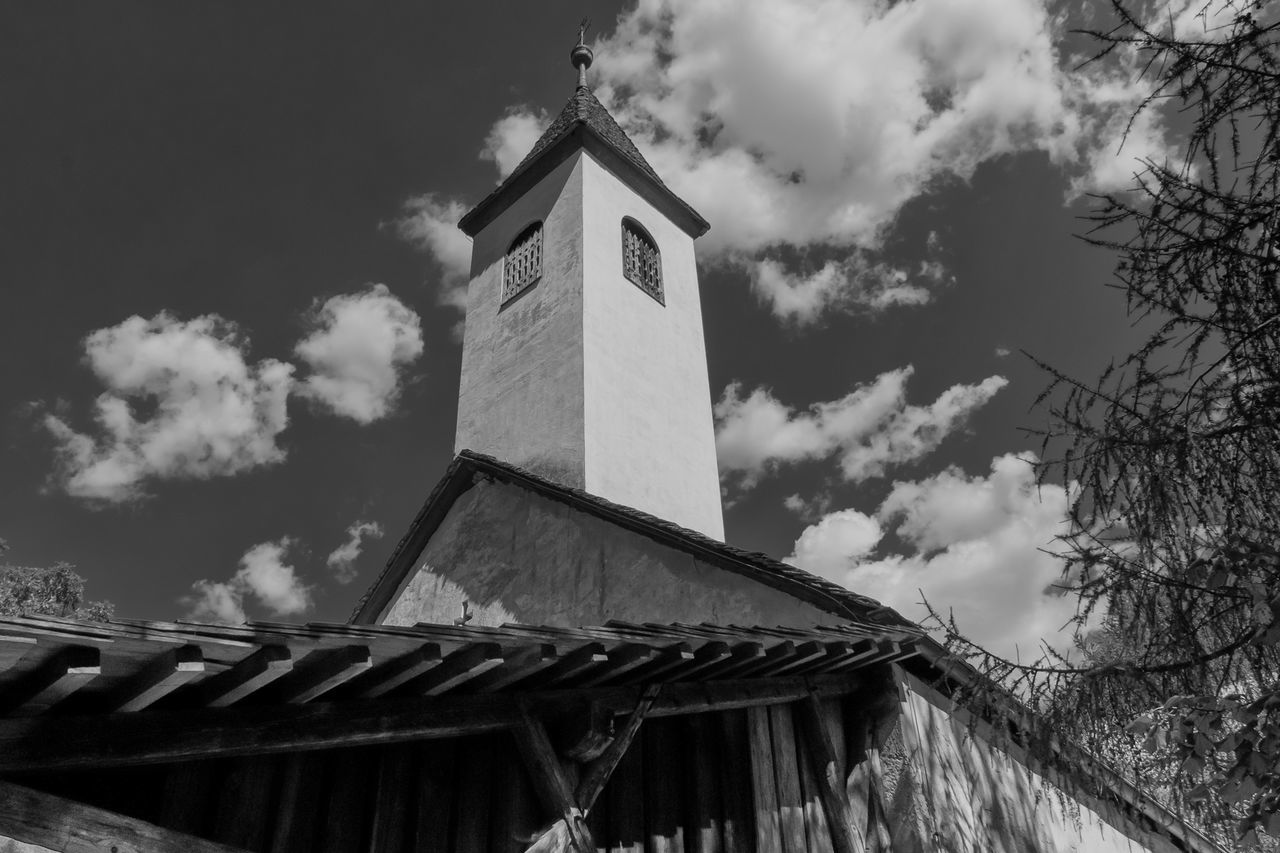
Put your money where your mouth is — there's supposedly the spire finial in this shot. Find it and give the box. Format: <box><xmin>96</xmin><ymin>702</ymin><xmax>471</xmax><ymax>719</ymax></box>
<box><xmin>570</xmin><ymin>17</ymin><xmax>593</xmax><ymax>88</ymax></box>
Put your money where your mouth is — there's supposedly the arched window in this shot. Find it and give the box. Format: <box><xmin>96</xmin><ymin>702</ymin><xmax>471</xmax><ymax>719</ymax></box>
<box><xmin>622</xmin><ymin>218</ymin><xmax>663</xmax><ymax>304</ymax></box>
<box><xmin>503</xmin><ymin>221</ymin><xmax>542</xmax><ymax>304</ymax></box>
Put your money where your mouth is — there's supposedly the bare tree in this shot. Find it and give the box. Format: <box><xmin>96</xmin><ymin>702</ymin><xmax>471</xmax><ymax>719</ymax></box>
<box><xmin>935</xmin><ymin>0</ymin><xmax>1280</xmax><ymax>843</ymax></box>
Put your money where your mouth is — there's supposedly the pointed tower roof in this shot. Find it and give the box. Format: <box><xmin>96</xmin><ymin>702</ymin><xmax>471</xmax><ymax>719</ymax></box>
<box><xmin>458</xmin><ymin>44</ymin><xmax>709</xmax><ymax>238</ymax></box>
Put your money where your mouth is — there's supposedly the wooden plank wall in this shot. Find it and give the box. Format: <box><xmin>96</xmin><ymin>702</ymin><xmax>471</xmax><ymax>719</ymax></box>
<box><xmin>6</xmin><ymin>702</ymin><xmax>872</xmax><ymax>853</ymax></box>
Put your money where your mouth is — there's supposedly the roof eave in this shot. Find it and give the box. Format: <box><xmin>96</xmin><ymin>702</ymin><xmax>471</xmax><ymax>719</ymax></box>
<box><xmin>457</xmin><ymin>124</ymin><xmax>710</xmax><ymax>240</ymax></box>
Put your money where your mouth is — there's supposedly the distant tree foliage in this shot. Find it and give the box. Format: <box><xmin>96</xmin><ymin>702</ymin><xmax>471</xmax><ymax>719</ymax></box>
<box><xmin>0</xmin><ymin>540</ymin><xmax>114</xmax><ymax>622</ymax></box>
<box><xmin>935</xmin><ymin>0</ymin><xmax>1280</xmax><ymax>844</ymax></box>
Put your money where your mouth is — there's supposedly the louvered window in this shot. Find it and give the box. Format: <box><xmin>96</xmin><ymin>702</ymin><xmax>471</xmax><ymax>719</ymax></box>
<box><xmin>622</xmin><ymin>218</ymin><xmax>663</xmax><ymax>304</ymax></box>
<box><xmin>503</xmin><ymin>222</ymin><xmax>542</xmax><ymax>304</ymax></box>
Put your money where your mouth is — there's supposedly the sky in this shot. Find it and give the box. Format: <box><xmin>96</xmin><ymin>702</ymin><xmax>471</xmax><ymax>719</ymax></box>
<box><xmin>0</xmin><ymin>0</ymin><xmax>1212</xmax><ymax>656</ymax></box>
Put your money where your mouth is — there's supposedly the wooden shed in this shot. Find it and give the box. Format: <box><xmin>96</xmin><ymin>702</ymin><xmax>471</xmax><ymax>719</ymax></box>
<box><xmin>0</xmin><ymin>613</ymin><xmax>1220</xmax><ymax>853</ymax></box>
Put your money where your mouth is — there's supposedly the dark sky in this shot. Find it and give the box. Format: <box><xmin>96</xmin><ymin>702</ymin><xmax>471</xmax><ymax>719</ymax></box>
<box><xmin>0</xmin><ymin>1</ymin><xmax>1139</xmax><ymax>628</ymax></box>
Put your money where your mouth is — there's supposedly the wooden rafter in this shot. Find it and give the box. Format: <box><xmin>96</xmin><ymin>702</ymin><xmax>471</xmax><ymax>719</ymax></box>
<box><xmin>0</xmin><ymin>779</ymin><xmax>253</xmax><ymax>853</ymax></box>
<box><xmin>513</xmin><ymin>705</ymin><xmax>593</xmax><ymax>853</ymax></box>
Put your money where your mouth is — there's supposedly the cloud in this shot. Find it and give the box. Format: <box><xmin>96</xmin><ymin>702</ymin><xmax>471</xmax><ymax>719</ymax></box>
<box><xmin>43</xmin><ymin>313</ymin><xmax>294</xmax><ymax>503</ymax></box>
<box><xmin>789</xmin><ymin>509</ymin><xmax>883</xmax><ymax>578</ymax></box>
<box><xmin>45</xmin><ymin>286</ymin><xmax>422</xmax><ymax>503</ymax></box>
<box><xmin>185</xmin><ymin>538</ymin><xmax>312</xmax><ymax>624</ymax></box>
<box><xmin>395</xmin><ymin>194</ymin><xmax>473</xmax><ymax>311</ymax></box>
<box><xmin>714</xmin><ymin>366</ymin><xmax>1007</xmax><ymax>488</ymax></box>
<box><xmin>422</xmin><ymin>0</ymin><xmax>1173</xmax><ymax>324</ymax></box>
<box><xmin>482</xmin><ymin>108</ymin><xmax>549</xmax><ymax>179</ymax></box>
<box><xmin>749</xmin><ymin>257</ymin><xmax>933</xmax><ymax>325</ymax></box>
<box><xmin>326</xmin><ymin>520</ymin><xmax>384</xmax><ymax>584</ymax></box>
<box><xmin>295</xmin><ymin>285</ymin><xmax>424</xmax><ymax>424</ymax></box>
<box><xmin>994</xmin><ymin>346</ymin><xmax>1012</xmax><ymax>357</ymax></box>
<box><xmin>786</xmin><ymin>453</ymin><xmax>1077</xmax><ymax>658</ymax></box>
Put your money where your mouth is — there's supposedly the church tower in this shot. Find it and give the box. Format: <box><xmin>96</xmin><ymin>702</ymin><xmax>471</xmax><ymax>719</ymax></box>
<box><xmin>454</xmin><ymin>34</ymin><xmax>724</xmax><ymax>540</ymax></box>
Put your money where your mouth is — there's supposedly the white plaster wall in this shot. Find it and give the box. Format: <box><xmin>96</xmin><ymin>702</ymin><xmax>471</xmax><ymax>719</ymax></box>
<box><xmin>455</xmin><ymin>154</ymin><xmax>588</xmax><ymax>488</ymax></box>
<box><xmin>886</xmin><ymin>672</ymin><xmax>1172</xmax><ymax>853</ymax></box>
<box><xmin>381</xmin><ymin>479</ymin><xmax>824</xmax><ymax>629</ymax></box>
<box><xmin>579</xmin><ymin>153</ymin><xmax>725</xmax><ymax>540</ymax></box>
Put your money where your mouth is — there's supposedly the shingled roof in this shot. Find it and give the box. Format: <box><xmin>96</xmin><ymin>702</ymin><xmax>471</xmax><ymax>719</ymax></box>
<box><xmin>351</xmin><ymin>450</ymin><xmax>921</xmax><ymax>633</ymax></box>
<box><xmin>457</xmin><ymin>86</ymin><xmax>709</xmax><ymax>238</ymax></box>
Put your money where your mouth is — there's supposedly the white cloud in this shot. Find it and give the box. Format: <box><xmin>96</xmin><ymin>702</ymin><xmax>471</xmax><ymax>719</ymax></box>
<box><xmin>714</xmin><ymin>366</ymin><xmax>1007</xmax><ymax>487</ymax></box>
<box><xmin>295</xmin><ymin>284</ymin><xmax>424</xmax><ymax>424</ymax></box>
<box><xmin>395</xmin><ymin>194</ymin><xmax>473</xmax><ymax>311</ymax></box>
<box><xmin>185</xmin><ymin>538</ymin><xmax>312</xmax><ymax>624</ymax></box>
<box><xmin>326</xmin><ymin>520</ymin><xmax>384</xmax><ymax>584</ymax></box>
<box><xmin>786</xmin><ymin>453</ymin><xmax>1077</xmax><ymax>658</ymax></box>
<box><xmin>43</xmin><ymin>313</ymin><xmax>294</xmax><ymax>503</ymax></box>
<box><xmin>482</xmin><ymin>109</ymin><xmax>549</xmax><ymax>179</ymax></box>
<box><xmin>789</xmin><ymin>509</ymin><xmax>883</xmax><ymax>578</ymax></box>
<box><xmin>426</xmin><ymin>0</ymin><xmax>1174</xmax><ymax>323</ymax></box>
<box><xmin>994</xmin><ymin>347</ymin><xmax>1012</xmax><ymax>357</ymax></box>
<box><xmin>749</xmin><ymin>257</ymin><xmax>932</xmax><ymax>324</ymax></box>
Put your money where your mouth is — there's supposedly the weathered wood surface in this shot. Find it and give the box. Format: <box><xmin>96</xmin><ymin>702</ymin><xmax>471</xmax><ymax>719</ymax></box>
<box><xmin>269</xmin><ymin>752</ymin><xmax>325</xmax><ymax>853</ymax></box>
<box><xmin>514</xmin><ymin>708</ymin><xmax>593</xmax><ymax>853</ymax></box>
<box><xmin>368</xmin><ymin>745</ymin><xmax>414</xmax><ymax>852</ymax></box>
<box><xmin>606</xmin><ymin>727</ymin><xmax>645</xmax><ymax>853</ymax></box>
<box><xmin>794</xmin><ymin>695</ymin><xmax>862</xmax><ymax>853</ymax></box>
<box><xmin>199</xmin><ymin>645</ymin><xmax>292</xmax><ymax>708</ymax></box>
<box><xmin>3</xmin><ymin>647</ymin><xmax>99</xmax><ymax>715</ymax></box>
<box><xmin>0</xmin><ymin>675</ymin><xmax>863</xmax><ymax>773</ymax></box>
<box><xmin>0</xmin><ymin>779</ymin><xmax>252</xmax><ymax>853</ymax></box>
<box><xmin>718</xmin><ymin>709</ymin><xmax>754</xmax><ymax>853</ymax></box>
<box><xmin>687</xmin><ymin>713</ymin><xmax>723</xmax><ymax>853</ymax></box>
<box><xmin>102</xmin><ymin>645</ymin><xmax>204</xmax><ymax>712</ymax></box>
<box><xmin>747</xmin><ymin>706</ymin><xmax>783</xmax><ymax>853</ymax></box>
<box><xmin>768</xmin><ymin>704</ymin><xmax>808</xmax><ymax>853</ymax></box>
<box><xmin>644</xmin><ymin>719</ymin><xmax>686</xmax><ymax>853</ymax></box>
<box><xmin>412</xmin><ymin>739</ymin><xmax>457</xmax><ymax>852</ymax></box>
<box><xmin>212</xmin><ymin>755</ymin><xmax>276</xmax><ymax>851</ymax></box>
<box><xmin>577</xmin><ymin>685</ymin><xmax>659</xmax><ymax>811</ymax></box>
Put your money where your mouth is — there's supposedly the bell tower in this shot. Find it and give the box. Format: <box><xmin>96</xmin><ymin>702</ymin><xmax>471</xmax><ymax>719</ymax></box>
<box><xmin>454</xmin><ymin>33</ymin><xmax>724</xmax><ymax>540</ymax></box>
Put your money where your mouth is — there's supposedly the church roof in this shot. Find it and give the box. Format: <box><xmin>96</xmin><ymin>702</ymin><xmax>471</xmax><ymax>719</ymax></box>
<box><xmin>457</xmin><ymin>86</ymin><xmax>710</xmax><ymax>239</ymax></box>
<box><xmin>350</xmin><ymin>450</ymin><xmax>921</xmax><ymax>633</ymax></box>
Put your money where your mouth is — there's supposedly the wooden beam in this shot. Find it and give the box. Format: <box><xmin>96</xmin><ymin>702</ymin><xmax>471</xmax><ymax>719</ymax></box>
<box><xmin>513</xmin><ymin>705</ymin><xmax>592</xmax><ymax>853</ymax></box>
<box><xmin>273</xmin><ymin>645</ymin><xmax>372</xmax><ymax>704</ymax></box>
<box><xmin>104</xmin><ymin>645</ymin><xmax>205</xmax><ymax>712</ymax></box>
<box><xmin>352</xmin><ymin>642</ymin><xmax>441</xmax><ymax>698</ymax></box>
<box><xmin>412</xmin><ymin>642</ymin><xmax>503</xmax><ymax>695</ymax></box>
<box><xmin>576</xmin><ymin>684</ymin><xmax>660</xmax><ymax>811</ymax></box>
<box><xmin>747</xmin><ymin>706</ymin><xmax>783</xmax><ymax>853</ymax></box>
<box><xmin>0</xmin><ymin>674</ymin><xmax>865</xmax><ymax>773</ymax></box>
<box><xmin>794</xmin><ymin>695</ymin><xmax>864</xmax><ymax>853</ymax></box>
<box><xmin>2</xmin><ymin>645</ymin><xmax>99</xmax><ymax>714</ymax></box>
<box><xmin>0</xmin><ymin>778</ymin><xmax>253</xmax><ymax>853</ymax></box>
<box><xmin>200</xmin><ymin>644</ymin><xmax>292</xmax><ymax>708</ymax></box>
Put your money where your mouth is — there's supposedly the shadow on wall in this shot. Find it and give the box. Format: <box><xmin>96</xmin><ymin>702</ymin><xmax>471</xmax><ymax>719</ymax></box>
<box><xmin>876</xmin><ymin>675</ymin><xmax>1152</xmax><ymax>853</ymax></box>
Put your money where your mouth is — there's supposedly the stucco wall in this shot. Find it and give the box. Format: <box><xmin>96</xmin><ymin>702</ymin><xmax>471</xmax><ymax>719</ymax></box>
<box><xmin>876</xmin><ymin>670</ymin><xmax>1174</xmax><ymax>853</ymax></box>
<box><xmin>580</xmin><ymin>153</ymin><xmax>724</xmax><ymax>540</ymax></box>
<box><xmin>455</xmin><ymin>153</ymin><xmax>587</xmax><ymax>488</ymax></box>
<box><xmin>380</xmin><ymin>478</ymin><xmax>829</xmax><ymax>628</ymax></box>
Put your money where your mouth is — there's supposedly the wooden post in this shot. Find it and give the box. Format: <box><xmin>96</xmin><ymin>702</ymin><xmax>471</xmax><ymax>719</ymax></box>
<box><xmin>577</xmin><ymin>685</ymin><xmax>659</xmax><ymax>811</ymax></box>
<box><xmin>270</xmin><ymin>752</ymin><xmax>326</xmax><ymax>853</ymax></box>
<box><xmin>717</xmin><ymin>710</ymin><xmax>754</xmax><ymax>853</ymax></box>
<box><xmin>686</xmin><ymin>713</ymin><xmax>724</xmax><ymax>853</ymax></box>
<box><xmin>0</xmin><ymin>779</ymin><xmax>253</xmax><ymax>853</ymax></box>
<box><xmin>767</xmin><ymin>704</ymin><xmax>808</xmax><ymax>853</ymax></box>
<box><xmin>746</xmin><ymin>706</ymin><xmax>783</xmax><ymax>853</ymax></box>
<box><xmin>368</xmin><ymin>744</ymin><xmax>414</xmax><ymax>852</ymax></box>
<box><xmin>794</xmin><ymin>695</ymin><xmax>864</xmax><ymax>853</ymax></box>
<box><xmin>644</xmin><ymin>718</ymin><xmax>686</xmax><ymax>853</ymax></box>
<box><xmin>211</xmin><ymin>755</ymin><xmax>277</xmax><ymax>851</ymax></box>
<box><xmin>513</xmin><ymin>706</ymin><xmax>593</xmax><ymax>853</ymax></box>
<box><xmin>412</xmin><ymin>738</ymin><xmax>457</xmax><ymax>852</ymax></box>
<box><xmin>455</xmin><ymin>735</ymin><xmax>496</xmax><ymax>853</ymax></box>
<box><xmin>607</xmin><ymin>726</ymin><xmax>645</xmax><ymax>853</ymax></box>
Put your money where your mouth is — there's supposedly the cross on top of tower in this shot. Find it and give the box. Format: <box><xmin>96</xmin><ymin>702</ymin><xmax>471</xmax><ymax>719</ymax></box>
<box><xmin>570</xmin><ymin>17</ymin><xmax>593</xmax><ymax>88</ymax></box>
